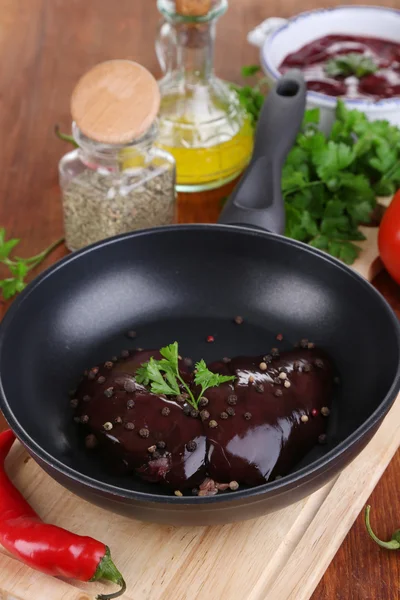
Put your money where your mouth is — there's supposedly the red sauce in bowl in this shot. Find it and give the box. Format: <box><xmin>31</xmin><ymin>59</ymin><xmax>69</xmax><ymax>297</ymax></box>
<box><xmin>279</xmin><ymin>34</ymin><xmax>400</xmax><ymax>100</ymax></box>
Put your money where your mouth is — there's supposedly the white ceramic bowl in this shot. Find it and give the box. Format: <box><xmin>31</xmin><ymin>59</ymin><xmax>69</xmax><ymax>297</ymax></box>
<box><xmin>248</xmin><ymin>6</ymin><xmax>400</xmax><ymax>132</ymax></box>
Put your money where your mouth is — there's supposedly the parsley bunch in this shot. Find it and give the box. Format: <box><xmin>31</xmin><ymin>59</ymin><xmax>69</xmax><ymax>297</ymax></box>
<box><xmin>234</xmin><ymin>66</ymin><xmax>400</xmax><ymax>264</ymax></box>
<box><xmin>136</xmin><ymin>342</ymin><xmax>235</xmax><ymax>409</ymax></box>
<box><xmin>0</xmin><ymin>229</ymin><xmax>64</xmax><ymax>300</ymax></box>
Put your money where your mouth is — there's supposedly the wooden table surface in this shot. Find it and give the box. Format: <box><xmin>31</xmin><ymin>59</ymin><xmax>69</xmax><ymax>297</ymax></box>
<box><xmin>2</xmin><ymin>0</ymin><xmax>400</xmax><ymax>598</ymax></box>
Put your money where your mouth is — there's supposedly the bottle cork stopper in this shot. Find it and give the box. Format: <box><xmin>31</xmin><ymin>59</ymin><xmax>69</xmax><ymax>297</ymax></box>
<box><xmin>71</xmin><ymin>60</ymin><xmax>160</xmax><ymax>145</ymax></box>
<box><xmin>175</xmin><ymin>0</ymin><xmax>212</xmax><ymax>17</ymax></box>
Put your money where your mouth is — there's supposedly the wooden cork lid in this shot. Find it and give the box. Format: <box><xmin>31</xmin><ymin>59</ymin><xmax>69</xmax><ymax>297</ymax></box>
<box><xmin>176</xmin><ymin>0</ymin><xmax>212</xmax><ymax>17</ymax></box>
<box><xmin>71</xmin><ymin>60</ymin><xmax>160</xmax><ymax>145</ymax></box>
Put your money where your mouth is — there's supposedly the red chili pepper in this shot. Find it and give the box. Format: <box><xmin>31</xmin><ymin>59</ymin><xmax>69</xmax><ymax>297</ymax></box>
<box><xmin>0</xmin><ymin>429</ymin><xmax>126</xmax><ymax>599</ymax></box>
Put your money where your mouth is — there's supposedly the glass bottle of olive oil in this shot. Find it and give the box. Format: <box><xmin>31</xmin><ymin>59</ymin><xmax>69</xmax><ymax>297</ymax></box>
<box><xmin>156</xmin><ymin>0</ymin><xmax>254</xmax><ymax>192</ymax></box>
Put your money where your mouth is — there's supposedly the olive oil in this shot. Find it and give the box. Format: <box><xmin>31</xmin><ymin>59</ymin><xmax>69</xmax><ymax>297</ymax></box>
<box><xmin>156</xmin><ymin>114</ymin><xmax>253</xmax><ymax>191</ymax></box>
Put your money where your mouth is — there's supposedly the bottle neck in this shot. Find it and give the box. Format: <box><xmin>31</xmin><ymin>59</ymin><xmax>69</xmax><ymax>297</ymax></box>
<box><xmin>157</xmin><ymin>0</ymin><xmax>227</xmax><ymax>82</ymax></box>
<box><xmin>176</xmin><ymin>21</ymin><xmax>215</xmax><ymax>81</ymax></box>
<box><xmin>73</xmin><ymin>122</ymin><xmax>158</xmax><ymax>171</ymax></box>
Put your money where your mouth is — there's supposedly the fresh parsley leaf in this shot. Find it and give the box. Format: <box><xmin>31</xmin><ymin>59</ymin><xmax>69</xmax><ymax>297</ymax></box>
<box><xmin>194</xmin><ymin>359</ymin><xmax>235</xmax><ymax>393</ymax></box>
<box><xmin>241</xmin><ymin>65</ymin><xmax>261</xmax><ymax>77</ymax></box>
<box><xmin>325</xmin><ymin>53</ymin><xmax>378</xmax><ymax>79</ymax></box>
<box><xmin>135</xmin><ymin>343</ymin><xmax>235</xmax><ymax>409</ymax></box>
<box><xmin>314</xmin><ymin>141</ymin><xmax>355</xmax><ymax>182</ymax></box>
<box><xmin>0</xmin><ymin>232</ymin><xmax>63</xmax><ymax>300</ymax></box>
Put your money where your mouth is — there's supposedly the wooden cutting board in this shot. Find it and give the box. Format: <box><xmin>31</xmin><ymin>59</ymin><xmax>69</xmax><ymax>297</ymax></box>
<box><xmin>1</xmin><ymin>226</ymin><xmax>398</xmax><ymax>600</ymax></box>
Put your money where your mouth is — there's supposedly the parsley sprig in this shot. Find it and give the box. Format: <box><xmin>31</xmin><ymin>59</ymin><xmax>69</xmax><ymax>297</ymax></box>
<box><xmin>0</xmin><ymin>230</ymin><xmax>64</xmax><ymax>300</ymax></box>
<box><xmin>233</xmin><ymin>66</ymin><xmax>400</xmax><ymax>264</ymax></box>
<box><xmin>325</xmin><ymin>53</ymin><xmax>378</xmax><ymax>79</ymax></box>
<box><xmin>135</xmin><ymin>342</ymin><xmax>235</xmax><ymax>409</ymax></box>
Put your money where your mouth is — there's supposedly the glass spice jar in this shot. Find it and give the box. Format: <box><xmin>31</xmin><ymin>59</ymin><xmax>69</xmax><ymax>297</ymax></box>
<box><xmin>59</xmin><ymin>60</ymin><xmax>176</xmax><ymax>252</ymax></box>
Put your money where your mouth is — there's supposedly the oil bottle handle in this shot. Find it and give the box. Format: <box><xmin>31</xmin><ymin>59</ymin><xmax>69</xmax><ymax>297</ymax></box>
<box><xmin>219</xmin><ymin>70</ymin><xmax>306</xmax><ymax>234</ymax></box>
<box><xmin>156</xmin><ymin>20</ymin><xmax>178</xmax><ymax>75</ymax></box>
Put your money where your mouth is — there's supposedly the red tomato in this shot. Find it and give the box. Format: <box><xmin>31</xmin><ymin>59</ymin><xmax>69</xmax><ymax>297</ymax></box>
<box><xmin>378</xmin><ymin>190</ymin><xmax>400</xmax><ymax>285</ymax></box>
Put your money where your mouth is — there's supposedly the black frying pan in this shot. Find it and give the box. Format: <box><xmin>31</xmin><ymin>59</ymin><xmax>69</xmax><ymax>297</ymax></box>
<box><xmin>0</xmin><ymin>72</ymin><xmax>399</xmax><ymax>526</ymax></box>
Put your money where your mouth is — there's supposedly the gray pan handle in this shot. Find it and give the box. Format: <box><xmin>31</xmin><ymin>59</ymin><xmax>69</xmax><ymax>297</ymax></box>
<box><xmin>219</xmin><ymin>70</ymin><xmax>306</xmax><ymax>234</ymax></box>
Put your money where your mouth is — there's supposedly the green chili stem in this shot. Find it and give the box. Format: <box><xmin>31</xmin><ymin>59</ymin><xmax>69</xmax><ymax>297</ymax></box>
<box><xmin>92</xmin><ymin>546</ymin><xmax>127</xmax><ymax>599</ymax></box>
<box><xmin>365</xmin><ymin>505</ymin><xmax>400</xmax><ymax>550</ymax></box>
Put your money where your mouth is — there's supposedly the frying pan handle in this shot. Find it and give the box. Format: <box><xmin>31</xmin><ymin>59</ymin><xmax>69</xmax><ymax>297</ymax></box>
<box><xmin>219</xmin><ymin>70</ymin><xmax>306</xmax><ymax>234</ymax></box>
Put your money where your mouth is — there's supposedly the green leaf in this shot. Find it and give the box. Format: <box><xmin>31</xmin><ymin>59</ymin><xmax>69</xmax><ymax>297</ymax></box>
<box><xmin>314</xmin><ymin>141</ymin><xmax>355</xmax><ymax>181</ymax></box>
<box><xmin>135</xmin><ymin>363</ymin><xmax>150</xmax><ymax>386</ymax></box>
<box><xmin>369</xmin><ymin>139</ymin><xmax>397</xmax><ymax>173</ymax></box>
<box><xmin>159</xmin><ymin>342</ymin><xmax>179</xmax><ymax>370</ymax></box>
<box><xmin>0</xmin><ymin>238</ymin><xmax>20</xmax><ymax>260</ymax></box>
<box><xmin>194</xmin><ymin>359</ymin><xmax>235</xmax><ymax>390</ymax></box>
<box><xmin>325</xmin><ymin>53</ymin><xmax>377</xmax><ymax>78</ymax></box>
<box><xmin>281</xmin><ymin>168</ymin><xmax>308</xmax><ymax>194</ymax></box>
<box><xmin>320</xmin><ymin>216</ymin><xmax>350</xmax><ymax>235</ymax></box>
<box><xmin>241</xmin><ymin>65</ymin><xmax>261</xmax><ymax>77</ymax></box>
<box><xmin>9</xmin><ymin>261</ymin><xmax>28</xmax><ymax>279</ymax></box>
<box><xmin>373</xmin><ymin>180</ymin><xmax>396</xmax><ymax>196</ymax></box>
<box><xmin>303</xmin><ymin>108</ymin><xmax>320</xmax><ymax>126</ymax></box>
<box><xmin>0</xmin><ymin>279</ymin><xmax>19</xmax><ymax>300</ymax></box>
<box><xmin>309</xmin><ymin>235</ymin><xmax>330</xmax><ymax>251</ymax></box>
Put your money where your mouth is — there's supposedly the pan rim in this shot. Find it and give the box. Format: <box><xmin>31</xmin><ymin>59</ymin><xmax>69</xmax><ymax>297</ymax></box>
<box><xmin>1</xmin><ymin>223</ymin><xmax>400</xmax><ymax>506</ymax></box>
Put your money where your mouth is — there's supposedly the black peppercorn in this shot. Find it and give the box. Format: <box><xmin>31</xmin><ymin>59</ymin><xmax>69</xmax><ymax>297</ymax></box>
<box><xmin>124</xmin><ymin>380</ymin><xmax>136</xmax><ymax>393</ymax></box>
<box><xmin>85</xmin><ymin>434</ymin><xmax>97</xmax><ymax>449</ymax></box>
<box><xmin>186</xmin><ymin>440</ymin><xmax>197</xmax><ymax>452</ymax></box>
<box><xmin>226</xmin><ymin>407</ymin><xmax>235</xmax><ymax>417</ymax></box>
<box><xmin>227</xmin><ymin>394</ymin><xmax>237</xmax><ymax>406</ymax></box>
<box><xmin>244</xmin><ymin>412</ymin><xmax>252</xmax><ymax>420</ymax></box>
<box><xmin>139</xmin><ymin>427</ymin><xmax>149</xmax><ymax>437</ymax></box>
<box><xmin>190</xmin><ymin>409</ymin><xmax>199</xmax><ymax>418</ymax></box>
<box><xmin>157</xmin><ymin>440</ymin><xmax>166</xmax><ymax>449</ymax></box>
<box><xmin>220</xmin><ymin>411</ymin><xmax>229</xmax><ymax>419</ymax></box>
<box><xmin>126</xmin><ymin>399</ymin><xmax>135</xmax><ymax>409</ymax></box>
<box><xmin>97</xmin><ymin>376</ymin><xmax>106</xmax><ymax>384</ymax></box>
<box><xmin>104</xmin><ymin>387</ymin><xmax>114</xmax><ymax>398</ymax></box>
<box><xmin>161</xmin><ymin>407</ymin><xmax>171</xmax><ymax>417</ymax></box>
<box><xmin>200</xmin><ymin>409</ymin><xmax>210</xmax><ymax>421</ymax></box>
<box><xmin>198</xmin><ymin>397</ymin><xmax>209</xmax><ymax>407</ymax></box>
